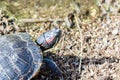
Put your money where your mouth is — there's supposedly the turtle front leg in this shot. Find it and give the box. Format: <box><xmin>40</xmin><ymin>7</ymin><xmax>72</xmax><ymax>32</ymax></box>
<box><xmin>31</xmin><ymin>58</ymin><xmax>62</xmax><ymax>80</ymax></box>
<box><xmin>40</xmin><ymin>58</ymin><xmax>62</xmax><ymax>77</ymax></box>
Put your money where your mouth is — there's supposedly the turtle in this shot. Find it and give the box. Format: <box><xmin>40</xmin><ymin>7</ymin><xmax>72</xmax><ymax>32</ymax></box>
<box><xmin>0</xmin><ymin>28</ymin><xmax>62</xmax><ymax>80</ymax></box>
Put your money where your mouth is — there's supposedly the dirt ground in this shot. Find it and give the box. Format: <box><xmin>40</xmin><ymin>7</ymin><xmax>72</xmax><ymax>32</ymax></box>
<box><xmin>0</xmin><ymin>0</ymin><xmax>120</xmax><ymax>80</ymax></box>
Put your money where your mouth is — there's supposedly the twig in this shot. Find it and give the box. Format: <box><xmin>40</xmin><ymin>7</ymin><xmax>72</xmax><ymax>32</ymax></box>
<box><xmin>74</xmin><ymin>13</ymin><xmax>83</xmax><ymax>76</ymax></box>
<box><xmin>70</xmin><ymin>1</ymin><xmax>84</xmax><ymax>79</ymax></box>
<box><xmin>19</xmin><ymin>18</ymin><xmax>64</xmax><ymax>23</ymax></box>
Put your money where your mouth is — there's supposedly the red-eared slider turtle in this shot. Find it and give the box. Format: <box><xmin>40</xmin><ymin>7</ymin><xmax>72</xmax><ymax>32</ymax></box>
<box><xmin>0</xmin><ymin>28</ymin><xmax>62</xmax><ymax>80</ymax></box>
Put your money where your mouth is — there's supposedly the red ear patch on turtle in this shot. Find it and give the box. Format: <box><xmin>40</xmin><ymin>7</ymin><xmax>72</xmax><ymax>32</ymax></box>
<box><xmin>46</xmin><ymin>36</ymin><xmax>55</xmax><ymax>44</ymax></box>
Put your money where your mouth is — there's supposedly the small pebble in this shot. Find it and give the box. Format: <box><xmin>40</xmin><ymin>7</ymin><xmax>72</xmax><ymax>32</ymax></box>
<box><xmin>112</xmin><ymin>28</ymin><xmax>118</xmax><ymax>35</ymax></box>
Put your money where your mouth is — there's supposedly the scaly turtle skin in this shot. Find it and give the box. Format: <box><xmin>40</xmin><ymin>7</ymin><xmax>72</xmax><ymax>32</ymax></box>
<box><xmin>0</xmin><ymin>28</ymin><xmax>61</xmax><ymax>80</ymax></box>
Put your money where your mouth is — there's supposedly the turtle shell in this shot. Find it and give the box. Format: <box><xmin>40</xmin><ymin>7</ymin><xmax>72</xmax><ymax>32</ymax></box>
<box><xmin>0</xmin><ymin>33</ymin><xmax>43</xmax><ymax>80</ymax></box>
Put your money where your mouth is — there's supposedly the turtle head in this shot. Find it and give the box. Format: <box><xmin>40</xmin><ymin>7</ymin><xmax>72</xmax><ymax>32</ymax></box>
<box><xmin>36</xmin><ymin>28</ymin><xmax>61</xmax><ymax>51</ymax></box>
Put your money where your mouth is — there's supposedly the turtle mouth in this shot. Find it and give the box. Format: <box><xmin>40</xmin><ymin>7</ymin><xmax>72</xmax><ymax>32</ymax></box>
<box><xmin>52</xmin><ymin>28</ymin><xmax>61</xmax><ymax>46</ymax></box>
<box><xmin>52</xmin><ymin>35</ymin><xmax>61</xmax><ymax>47</ymax></box>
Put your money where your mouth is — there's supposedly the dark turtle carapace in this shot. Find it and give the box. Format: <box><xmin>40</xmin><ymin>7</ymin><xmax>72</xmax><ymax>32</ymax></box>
<box><xmin>0</xmin><ymin>28</ymin><xmax>62</xmax><ymax>80</ymax></box>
